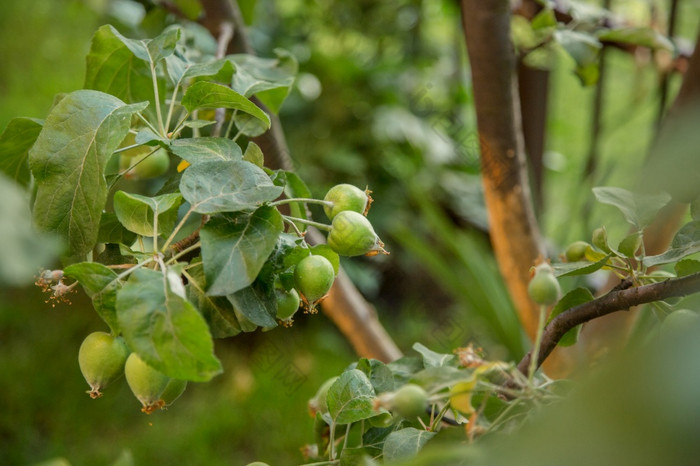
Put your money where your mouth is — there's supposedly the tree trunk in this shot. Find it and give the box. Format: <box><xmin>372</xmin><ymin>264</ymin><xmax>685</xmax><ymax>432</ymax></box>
<box><xmin>460</xmin><ymin>1</ymin><xmax>545</xmax><ymax>340</ymax></box>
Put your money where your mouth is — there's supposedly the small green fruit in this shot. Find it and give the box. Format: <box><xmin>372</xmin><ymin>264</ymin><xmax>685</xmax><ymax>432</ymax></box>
<box><xmin>564</xmin><ymin>241</ymin><xmax>590</xmax><ymax>262</ymax></box>
<box><xmin>391</xmin><ymin>384</ymin><xmax>428</xmax><ymax>420</ymax></box>
<box><xmin>294</xmin><ymin>255</ymin><xmax>335</xmax><ymax>306</ymax></box>
<box><xmin>368</xmin><ymin>412</ymin><xmax>394</xmax><ymax>428</ymax></box>
<box><xmin>323</xmin><ymin>184</ymin><xmax>370</xmax><ymax>220</ymax></box>
<box><xmin>275</xmin><ymin>287</ymin><xmax>300</xmax><ymax>323</ymax></box>
<box><xmin>308</xmin><ymin>376</ymin><xmax>338</xmax><ymax>416</ymax></box>
<box><xmin>123</xmin><ymin>147</ymin><xmax>170</xmax><ymax>179</ymax></box>
<box><xmin>660</xmin><ymin>309</ymin><xmax>700</xmax><ymax>337</ymax></box>
<box><xmin>160</xmin><ymin>378</ymin><xmax>187</xmax><ymax>407</ymax></box>
<box><xmin>528</xmin><ymin>263</ymin><xmax>561</xmax><ymax>306</ymax></box>
<box><xmin>78</xmin><ymin>331</ymin><xmax>129</xmax><ymax>399</ymax></box>
<box><xmin>328</xmin><ymin>211</ymin><xmax>387</xmax><ymax>257</ymax></box>
<box><xmin>592</xmin><ymin>227</ymin><xmax>611</xmax><ymax>253</ymax></box>
<box><xmin>124</xmin><ymin>352</ymin><xmax>170</xmax><ymax>413</ymax></box>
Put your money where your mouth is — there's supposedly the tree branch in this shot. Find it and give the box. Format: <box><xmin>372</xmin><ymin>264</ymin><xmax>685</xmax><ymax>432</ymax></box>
<box><xmin>517</xmin><ymin>272</ymin><xmax>700</xmax><ymax>377</ymax></box>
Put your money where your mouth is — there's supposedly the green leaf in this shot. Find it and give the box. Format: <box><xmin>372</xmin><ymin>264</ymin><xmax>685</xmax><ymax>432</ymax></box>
<box><xmin>552</xmin><ymin>254</ymin><xmax>612</xmax><ymax>277</ymax></box>
<box><xmin>145</xmin><ymin>26</ymin><xmax>181</xmax><ymax>63</ymax></box>
<box><xmin>64</xmin><ymin>262</ymin><xmax>122</xmax><ymax>333</ymax></box>
<box><xmin>0</xmin><ymin>117</ymin><xmax>43</xmax><ymax>187</ymax></box>
<box><xmin>386</xmin><ymin>357</ymin><xmax>424</xmax><ymax>386</ymax></box>
<box><xmin>227</xmin><ymin>281</ymin><xmax>277</xmax><ymax>327</ymax></box>
<box><xmin>598</xmin><ymin>27</ymin><xmax>673</xmax><ymax>51</ymax></box>
<box><xmin>618</xmin><ymin>232</ymin><xmax>643</xmax><ymax>259</ymax></box>
<box><xmin>97</xmin><ymin>212</ymin><xmax>137</xmax><ymax>245</ymax></box>
<box><xmin>531</xmin><ymin>7</ymin><xmax>557</xmax><ymax>30</ymax></box>
<box><xmin>170</xmin><ymin>137</ymin><xmax>242</xmax><ymax>165</ymax></box>
<box><xmin>181</xmin><ymin>81</ymin><xmax>271</xmax><ymax>128</ymax></box>
<box><xmin>382</xmin><ymin>428</ymin><xmax>436</xmax><ymax>462</ymax></box>
<box><xmin>186</xmin><ymin>260</ymin><xmax>241</xmax><ymax>338</ymax></box>
<box><xmin>675</xmin><ymin>259</ymin><xmax>700</xmax><ymax>278</ymax></box>
<box><xmin>412</xmin><ymin>342</ymin><xmax>456</xmax><ymax>368</ymax></box>
<box><xmin>554</xmin><ymin>29</ymin><xmax>601</xmax><ymax>66</ymax></box>
<box><xmin>547</xmin><ymin>287</ymin><xmax>594</xmax><ymax>346</ymax></box>
<box><xmin>113</xmin><ymin>191</ymin><xmax>183</xmax><ymax>237</ymax></box>
<box><xmin>84</xmin><ymin>25</ymin><xmax>158</xmax><ymax>106</ymax></box>
<box><xmin>243</xmin><ymin>141</ymin><xmax>264</xmax><ymax>168</ymax></box>
<box><xmin>180</xmin><ymin>160</ymin><xmax>283</xmax><ymax>214</ymax></box>
<box><xmin>232</xmin><ymin>111</ymin><xmax>268</xmax><ymax>137</ymax></box>
<box><xmin>200</xmin><ymin>206</ymin><xmax>283</xmax><ymax>296</ymax></box>
<box><xmin>356</xmin><ymin>358</ymin><xmax>395</xmax><ymax>394</ymax></box>
<box><xmin>116</xmin><ymin>268</ymin><xmax>222</xmax><ymax>381</ymax></box>
<box><xmin>0</xmin><ymin>175</ymin><xmax>60</xmax><ymax>286</ymax></box>
<box><xmin>593</xmin><ymin>187</ymin><xmax>671</xmax><ymax>228</ymax></box>
<box><xmin>327</xmin><ymin>369</ymin><xmax>377</xmax><ymax>425</ymax></box>
<box><xmin>165</xmin><ymin>52</ymin><xmax>234</xmax><ymax>86</ymax></box>
<box><xmin>554</xmin><ymin>29</ymin><xmax>602</xmax><ymax>85</ymax></box>
<box><xmin>28</xmin><ymin>90</ymin><xmax>147</xmax><ymax>263</ymax></box>
<box><xmin>229</xmin><ymin>50</ymin><xmax>298</xmax><ymax>114</ymax></box>
<box><xmin>645</xmin><ymin>221</ymin><xmax>700</xmax><ymax>267</ymax></box>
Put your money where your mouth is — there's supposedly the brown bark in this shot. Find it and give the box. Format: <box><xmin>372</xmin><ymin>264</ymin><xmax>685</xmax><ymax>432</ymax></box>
<box><xmin>517</xmin><ymin>62</ymin><xmax>549</xmax><ymax>212</ymax></box>
<box><xmin>198</xmin><ymin>0</ymin><xmax>402</xmax><ymax>362</ymax></box>
<box><xmin>460</xmin><ymin>1</ymin><xmax>545</xmax><ymax>339</ymax></box>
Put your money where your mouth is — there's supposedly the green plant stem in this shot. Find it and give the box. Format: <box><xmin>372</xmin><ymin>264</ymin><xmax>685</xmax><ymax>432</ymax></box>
<box><xmin>341</xmin><ymin>423</ymin><xmax>351</xmax><ymax>451</ymax></box>
<box><xmin>225</xmin><ymin>109</ymin><xmax>237</xmax><ymax>139</ymax></box>
<box><xmin>284</xmin><ymin>217</ymin><xmax>307</xmax><ymax>238</ymax></box>
<box><xmin>282</xmin><ymin>215</ymin><xmax>332</xmax><ymax>232</ymax></box>
<box><xmin>231</xmin><ymin>128</ymin><xmax>243</xmax><ymax>142</ymax></box>
<box><xmin>115</xmin><ymin>257</ymin><xmax>155</xmax><ymax>282</ymax></box>
<box><xmin>164</xmin><ymin>82</ymin><xmax>181</xmax><ymax>133</ymax></box>
<box><xmin>109</xmin><ymin>146</ymin><xmax>160</xmax><ymax>188</ymax></box>
<box><xmin>430</xmin><ymin>402</ymin><xmax>452</xmax><ymax>432</ymax></box>
<box><xmin>153</xmin><ymin>211</ymin><xmax>159</xmax><ymax>253</ymax></box>
<box><xmin>271</xmin><ymin>198</ymin><xmax>333</xmax><ymax>208</ymax></box>
<box><xmin>329</xmin><ymin>423</ymin><xmax>336</xmax><ymax>461</ymax></box>
<box><xmin>167</xmin><ymin>241</ymin><xmax>202</xmax><ymax>265</ymax></box>
<box><xmin>182</xmin><ymin>269</ymin><xmax>205</xmax><ymax>295</ymax></box>
<box><xmin>162</xmin><ymin>207</ymin><xmax>195</xmax><ymax>253</ymax></box>
<box><xmin>169</xmin><ymin>110</ymin><xmax>191</xmax><ymax>140</ymax></box>
<box><xmin>113</xmin><ymin>143</ymin><xmax>143</xmax><ymax>154</ymax></box>
<box><xmin>528</xmin><ymin>304</ymin><xmax>547</xmax><ymax>385</ymax></box>
<box><xmin>486</xmin><ymin>398</ymin><xmax>524</xmax><ymax>433</ymax></box>
<box><xmin>149</xmin><ymin>59</ymin><xmax>166</xmax><ymax>135</ymax></box>
<box><xmin>136</xmin><ymin>112</ymin><xmax>162</xmax><ymax>137</ymax></box>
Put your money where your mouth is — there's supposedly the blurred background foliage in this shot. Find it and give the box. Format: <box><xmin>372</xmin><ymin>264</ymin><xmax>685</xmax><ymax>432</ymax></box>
<box><xmin>1</xmin><ymin>0</ymin><xmax>699</xmax><ymax>464</ymax></box>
